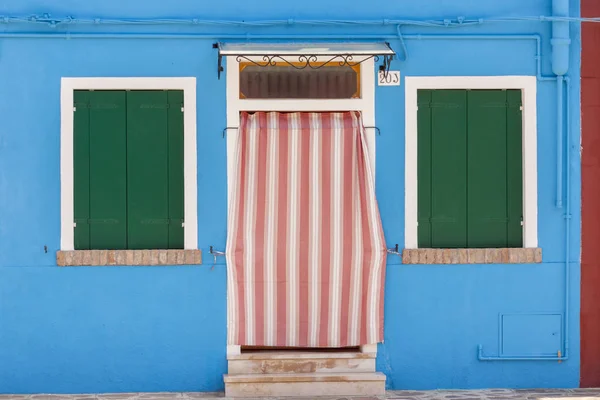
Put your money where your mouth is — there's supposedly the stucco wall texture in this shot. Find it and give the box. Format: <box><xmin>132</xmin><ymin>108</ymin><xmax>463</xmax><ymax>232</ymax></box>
<box><xmin>0</xmin><ymin>0</ymin><xmax>583</xmax><ymax>394</ymax></box>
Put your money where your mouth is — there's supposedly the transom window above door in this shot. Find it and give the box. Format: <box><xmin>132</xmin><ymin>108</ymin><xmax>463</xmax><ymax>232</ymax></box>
<box><xmin>239</xmin><ymin>63</ymin><xmax>361</xmax><ymax>99</ymax></box>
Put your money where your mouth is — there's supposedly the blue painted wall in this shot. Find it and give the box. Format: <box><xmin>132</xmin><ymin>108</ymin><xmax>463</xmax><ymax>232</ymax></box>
<box><xmin>0</xmin><ymin>0</ymin><xmax>581</xmax><ymax>393</ymax></box>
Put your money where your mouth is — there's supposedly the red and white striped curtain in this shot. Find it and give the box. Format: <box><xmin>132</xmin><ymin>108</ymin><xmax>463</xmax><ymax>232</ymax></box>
<box><xmin>226</xmin><ymin>111</ymin><xmax>386</xmax><ymax>347</ymax></box>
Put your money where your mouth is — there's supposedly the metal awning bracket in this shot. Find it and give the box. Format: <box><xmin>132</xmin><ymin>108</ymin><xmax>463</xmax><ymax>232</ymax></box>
<box><xmin>213</xmin><ymin>42</ymin><xmax>224</xmax><ymax>79</ymax></box>
<box><xmin>379</xmin><ymin>49</ymin><xmax>394</xmax><ymax>78</ymax></box>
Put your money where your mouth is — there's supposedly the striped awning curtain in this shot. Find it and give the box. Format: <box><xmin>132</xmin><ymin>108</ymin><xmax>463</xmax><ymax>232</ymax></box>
<box><xmin>226</xmin><ymin>111</ymin><xmax>387</xmax><ymax>347</ymax></box>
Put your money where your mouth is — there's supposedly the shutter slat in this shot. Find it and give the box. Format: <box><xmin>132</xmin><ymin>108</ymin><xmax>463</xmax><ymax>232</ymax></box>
<box><xmin>467</xmin><ymin>90</ymin><xmax>509</xmax><ymax>247</ymax></box>
<box><xmin>126</xmin><ymin>91</ymin><xmax>170</xmax><ymax>249</ymax></box>
<box><xmin>417</xmin><ymin>90</ymin><xmax>432</xmax><ymax>248</ymax></box>
<box><xmin>506</xmin><ymin>90</ymin><xmax>524</xmax><ymax>247</ymax></box>
<box><xmin>88</xmin><ymin>91</ymin><xmax>128</xmax><ymax>249</ymax></box>
<box><xmin>74</xmin><ymin>91</ymin><xmax>91</xmax><ymax>250</ymax></box>
<box><xmin>430</xmin><ymin>90</ymin><xmax>468</xmax><ymax>248</ymax></box>
<box><xmin>167</xmin><ymin>90</ymin><xmax>185</xmax><ymax>249</ymax></box>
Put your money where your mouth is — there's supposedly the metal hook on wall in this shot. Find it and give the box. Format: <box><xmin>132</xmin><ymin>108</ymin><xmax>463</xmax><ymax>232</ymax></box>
<box><xmin>364</xmin><ymin>126</ymin><xmax>381</xmax><ymax>136</ymax></box>
<box><xmin>209</xmin><ymin>245</ymin><xmax>226</xmax><ymax>269</ymax></box>
<box><xmin>222</xmin><ymin>127</ymin><xmax>238</xmax><ymax>138</ymax></box>
<box><xmin>386</xmin><ymin>244</ymin><xmax>401</xmax><ymax>256</ymax></box>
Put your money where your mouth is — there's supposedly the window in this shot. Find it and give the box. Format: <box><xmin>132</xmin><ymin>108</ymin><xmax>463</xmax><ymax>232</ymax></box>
<box><xmin>417</xmin><ymin>89</ymin><xmax>523</xmax><ymax>248</ymax></box>
<box><xmin>239</xmin><ymin>63</ymin><xmax>360</xmax><ymax>99</ymax></box>
<box><xmin>73</xmin><ymin>90</ymin><xmax>184</xmax><ymax>250</ymax></box>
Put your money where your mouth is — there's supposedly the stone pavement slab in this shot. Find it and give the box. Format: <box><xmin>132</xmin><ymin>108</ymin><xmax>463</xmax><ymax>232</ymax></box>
<box><xmin>1</xmin><ymin>389</ymin><xmax>600</xmax><ymax>400</ymax></box>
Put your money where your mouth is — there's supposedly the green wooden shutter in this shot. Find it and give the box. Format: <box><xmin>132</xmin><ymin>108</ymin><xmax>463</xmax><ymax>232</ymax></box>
<box><xmin>467</xmin><ymin>90</ymin><xmax>523</xmax><ymax>248</ymax></box>
<box><xmin>167</xmin><ymin>91</ymin><xmax>185</xmax><ymax>249</ymax></box>
<box><xmin>74</xmin><ymin>91</ymin><xmax>91</xmax><ymax>250</ymax></box>
<box><xmin>74</xmin><ymin>91</ymin><xmax>127</xmax><ymax>250</ymax></box>
<box><xmin>506</xmin><ymin>90</ymin><xmax>524</xmax><ymax>247</ymax></box>
<box><xmin>87</xmin><ymin>91</ymin><xmax>128</xmax><ymax>249</ymax></box>
<box><xmin>74</xmin><ymin>90</ymin><xmax>184</xmax><ymax>250</ymax></box>
<box><xmin>417</xmin><ymin>90</ymin><xmax>433</xmax><ymax>247</ymax></box>
<box><xmin>417</xmin><ymin>89</ymin><xmax>522</xmax><ymax>249</ymax></box>
<box><xmin>467</xmin><ymin>90</ymin><xmax>509</xmax><ymax>247</ymax></box>
<box><xmin>126</xmin><ymin>91</ymin><xmax>184</xmax><ymax>249</ymax></box>
<box><xmin>418</xmin><ymin>90</ymin><xmax>468</xmax><ymax>248</ymax></box>
<box><xmin>126</xmin><ymin>91</ymin><xmax>168</xmax><ymax>249</ymax></box>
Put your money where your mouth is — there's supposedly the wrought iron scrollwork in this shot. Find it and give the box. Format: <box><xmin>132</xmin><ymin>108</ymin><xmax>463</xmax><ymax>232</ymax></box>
<box><xmin>234</xmin><ymin>54</ymin><xmax>379</xmax><ymax>70</ymax></box>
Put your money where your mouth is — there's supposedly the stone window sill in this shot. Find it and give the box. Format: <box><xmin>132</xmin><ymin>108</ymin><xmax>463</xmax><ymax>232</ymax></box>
<box><xmin>402</xmin><ymin>248</ymin><xmax>542</xmax><ymax>264</ymax></box>
<box><xmin>57</xmin><ymin>249</ymin><xmax>202</xmax><ymax>266</ymax></box>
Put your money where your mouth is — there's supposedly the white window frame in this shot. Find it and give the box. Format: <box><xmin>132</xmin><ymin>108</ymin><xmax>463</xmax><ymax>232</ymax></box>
<box><xmin>226</xmin><ymin>57</ymin><xmax>377</xmax><ymax>206</ymax></box>
<box><xmin>60</xmin><ymin>77</ymin><xmax>198</xmax><ymax>251</ymax></box>
<box><xmin>404</xmin><ymin>76</ymin><xmax>538</xmax><ymax>249</ymax></box>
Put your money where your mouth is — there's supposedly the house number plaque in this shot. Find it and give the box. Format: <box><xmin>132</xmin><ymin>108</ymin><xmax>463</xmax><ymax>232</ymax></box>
<box><xmin>378</xmin><ymin>71</ymin><xmax>400</xmax><ymax>86</ymax></box>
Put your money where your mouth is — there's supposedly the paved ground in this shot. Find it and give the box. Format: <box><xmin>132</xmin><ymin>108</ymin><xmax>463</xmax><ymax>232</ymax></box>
<box><xmin>2</xmin><ymin>389</ymin><xmax>600</xmax><ymax>400</ymax></box>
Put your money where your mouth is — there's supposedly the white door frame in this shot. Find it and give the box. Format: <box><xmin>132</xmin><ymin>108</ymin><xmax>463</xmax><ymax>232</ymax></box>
<box><xmin>225</xmin><ymin>57</ymin><xmax>377</xmax><ymax>355</ymax></box>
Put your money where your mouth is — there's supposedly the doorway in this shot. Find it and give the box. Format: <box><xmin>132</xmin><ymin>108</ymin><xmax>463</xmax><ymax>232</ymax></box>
<box><xmin>225</xmin><ymin>54</ymin><xmax>382</xmax><ymax>353</ymax></box>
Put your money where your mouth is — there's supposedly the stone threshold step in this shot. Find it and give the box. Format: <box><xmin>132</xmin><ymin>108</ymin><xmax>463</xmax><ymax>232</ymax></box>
<box><xmin>224</xmin><ymin>371</ymin><xmax>386</xmax><ymax>383</ymax></box>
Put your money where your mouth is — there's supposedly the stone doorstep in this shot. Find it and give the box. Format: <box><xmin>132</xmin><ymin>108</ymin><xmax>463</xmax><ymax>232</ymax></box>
<box><xmin>224</xmin><ymin>372</ymin><xmax>386</xmax><ymax>383</ymax></box>
<box><xmin>402</xmin><ymin>248</ymin><xmax>542</xmax><ymax>264</ymax></box>
<box><xmin>226</xmin><ymin>382</ymin><xmax>386</xmax><ymax>398</ymax></box>
<box><xmin>228</xmin><ymin>357</ymin><xmax>376</xmax><ymax>375</ymax></box>
<box><xmin>224</xmin><ymin>372</ymin><xmax>386</xmax><ymax>398</ymax></box>
<box><xmin>56</xmin><ymin>249</ymin><xmax>202</xmax><ymax>266</ymax></box>
<box><xmin>228</xmin><ymin>350</ymin><xmax>377</xmax><ymax>377</ymax></box>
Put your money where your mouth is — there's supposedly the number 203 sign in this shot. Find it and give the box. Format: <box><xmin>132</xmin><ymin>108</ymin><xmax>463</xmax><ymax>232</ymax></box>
<box><xmin>378</xmin><ymin>71</ymin><xmax>400</xmax><ymax>86</ymax></box>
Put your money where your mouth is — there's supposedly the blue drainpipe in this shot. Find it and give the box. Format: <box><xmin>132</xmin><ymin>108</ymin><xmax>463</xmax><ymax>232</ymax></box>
<box><xmin>552</xmin><ymin>0</ymin><xmax>571</xmax><ymax>361</ymax></box>
<box><xmin>563</xmin><ymin>75</ymin><xmax>571</xmax><ymax>361</ymax></box>
<box><xmin>479</xmin><ymin>0</ymin><xmax>571</xmax><ymax>362</ymax></box>
<box><xmin>552</xmin><ymin>0</ymin><xmax>571</xmax><ymax>77</ymax></box>
<box><xmin>556</xmin><ymin>76</ymin><xmax>564</xmax><ymax>209</ymax></box>
<box><xmin>553</xmin><ymin>0</ymin><xmax>570</xmax><ymax>209</ymax></box>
